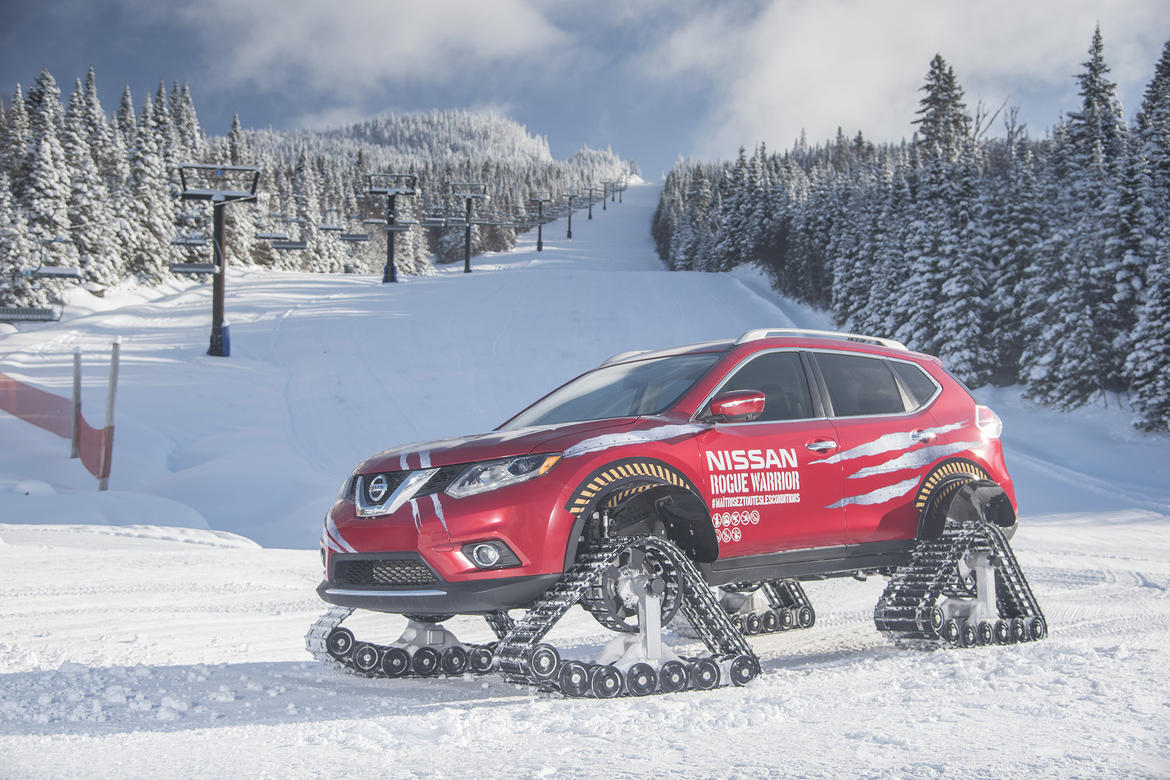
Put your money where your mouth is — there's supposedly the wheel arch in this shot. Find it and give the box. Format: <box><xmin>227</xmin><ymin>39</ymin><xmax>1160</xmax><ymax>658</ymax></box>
<box><xmin>914</xmin><ymin>457</ymin><xmax>1017</xmax><ymax>540</ymax></box>
<box><xmin>561</xmin><ymin>457</ymin><xmax>719</xmax><ymax>569</ymax></box>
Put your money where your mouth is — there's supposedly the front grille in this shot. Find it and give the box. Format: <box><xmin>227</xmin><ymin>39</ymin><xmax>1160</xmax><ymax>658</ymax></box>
<box><xmin>418</xmin><ymin>464</ymin><xmax>468</xmax><ymax>496</ymax></box>
<box><xmin>356</xmin><ymin>463</ymin><xmax>468</xmax><ymax>505</ymax></box>
<box><xmin>333</xmin><ymin>557</ymin><xmax>439</xmax><ymax>587</ymax></box>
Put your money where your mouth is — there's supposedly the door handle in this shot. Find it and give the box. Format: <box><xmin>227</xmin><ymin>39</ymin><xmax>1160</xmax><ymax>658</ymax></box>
<box><xmin>910</xmin><ymin>429</ymin><xmax>936</xmax><ymax>444</ymax></box>
<box><xmin>806</xmin><ymin>439</ymin><xmax>837</xmax><ymax>453</ymax></box>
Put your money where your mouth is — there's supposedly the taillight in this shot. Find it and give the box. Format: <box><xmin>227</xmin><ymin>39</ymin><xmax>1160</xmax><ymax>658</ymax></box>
<box><xmin>975</xmin><ymin>405</ymin><xmax>1003</xmax><ymax>439</ymax></box>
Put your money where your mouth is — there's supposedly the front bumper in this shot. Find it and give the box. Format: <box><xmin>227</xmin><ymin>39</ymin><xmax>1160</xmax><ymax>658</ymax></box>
<box><xmin>316</xmin><ymin>570</ymin><xmax>562</xmax><ymax>615</ymax></box>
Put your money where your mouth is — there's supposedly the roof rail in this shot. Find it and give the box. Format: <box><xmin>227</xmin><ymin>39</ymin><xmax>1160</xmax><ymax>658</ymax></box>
<box><xmin>735</xmin><ymin>328</ymin><xmax>908</xmax><ymax>351</ymax></box>
<box><xmin>599</xmin><ymin>349</ymin><xmax>650</xmax><ymax>367</ymax></box>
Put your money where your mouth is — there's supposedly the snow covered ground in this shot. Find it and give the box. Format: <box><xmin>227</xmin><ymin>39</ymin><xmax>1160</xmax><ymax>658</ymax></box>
<box><xmin>1</xmin><ymin>183</ymin><xmax>1168</xmax><ymax>778</ymax></box>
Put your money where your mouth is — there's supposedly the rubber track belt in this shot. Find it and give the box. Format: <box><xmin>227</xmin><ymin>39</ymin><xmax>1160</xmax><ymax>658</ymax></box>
<box><xmin>873</xmin><ymin>515</ymin><xmax>1046</xmax><ymax>645</ymax></box>
<box><xmin>495</xmin><ymin>535</ymin><xmax>756</xmax><ymax>694</ymax></box>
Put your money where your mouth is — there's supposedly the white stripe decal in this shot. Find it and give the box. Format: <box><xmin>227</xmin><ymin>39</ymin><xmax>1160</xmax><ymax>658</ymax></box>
<box><xmin>410</xmin><ymin>499</ymin><xmax>422</xmax><ymax>533</ymax></box>
<box><xmin>848</xmin><ymin>441</ymin><xmax>983</xmax><ymax>479</ymax></box>
<box><xmin>420</xmin><ymin>450</ymin><xmax>432</xmax><ymax>468</ymax></box>
<box><xmin>812</xmin><ymin>422</ymin><xmax>967</xmax><ymax>465</ymax></box>
<box><xmin>827</xmin><ymin>476</ymin><xmax>920</xmax><ymax>509</ymax></box>
<box><xmin>563</xmin><ymin>424</ymin><xmax>706</xmax><ymax>458</ymax></box>
<box><xmin>430</xmin><ymin>493</ymin><xmax>449</xmax><ymax>536</ymax></box>
<box><xmin>325</xmin><ymin>514</ymin><xmax>357</xmax><ymax>553</ymax></box>
<box><xmin>399</xmin><ymin>453</ymin><xmax>409</xmax><ymax>471</ymax></box>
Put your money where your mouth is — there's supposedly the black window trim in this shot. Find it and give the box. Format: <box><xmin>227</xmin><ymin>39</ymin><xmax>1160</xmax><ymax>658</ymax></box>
<box><xmin>806</xmin><ymin>349</ymin><xmax>941</xmax><ymax>420</ymax></box>
<box><xmin>689</xmin><ymin>347</ymin><xmax>827</xmax><ymax>426</ymax></box>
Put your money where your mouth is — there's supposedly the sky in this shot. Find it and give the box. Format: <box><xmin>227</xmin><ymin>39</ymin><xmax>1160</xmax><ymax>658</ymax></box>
<box><xmin>1</xmin><ymin>0</ymin><xmax>1167</xmax><ymax>179</ymax></box>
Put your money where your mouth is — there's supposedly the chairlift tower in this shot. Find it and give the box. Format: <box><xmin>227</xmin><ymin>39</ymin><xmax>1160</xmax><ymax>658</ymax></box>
<box><xmin>586</xmin><ymin>185</ymin><xmax>598</xmax><ymax>220</ymax></box>
<box><xmin>529</xmin><ymin>193</ymin><xmax>551</xmax><ymax>252</ymax></box>
<box><xmin>176</xmin><ymin>163</ymin><xmax>260</xmax><ymax>358</ymax></box>
<box><xmin>565</xmin><ymin>192</ymin><xmax>577</xmax><ymax>239</ymax></box>
<box><xmin>368</xmin><ymin>173</ymin><xmax>418</xmax><ymax>284</ymax></box>
<box><xmin>453</xmin><ymin>182</ymin><xmax>487</xmax><ymax>273</ymax></box>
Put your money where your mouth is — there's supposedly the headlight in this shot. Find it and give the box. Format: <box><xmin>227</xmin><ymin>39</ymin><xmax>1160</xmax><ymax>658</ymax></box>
<box><xmin>446</xmin><ymin>454</ymin><xmax>561</xmax><ymax>498</ymax></box>
<box><xmin>336</xmin><ymin>476</ymin><xmax>354</xmax><ymax>501</ymax></box>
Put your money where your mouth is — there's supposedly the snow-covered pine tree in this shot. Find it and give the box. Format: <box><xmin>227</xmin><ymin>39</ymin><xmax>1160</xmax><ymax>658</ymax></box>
<box><xmin>63</xmin><ymin>78</ymin><xmax>120</xmax><ymax>286</ymax></box>
<box><xmin>0</xmin><ymin>85</ymin><xmax>30</xmax><ymax>187</ymax></box>
<box><xmin>1124</xmin><ymin>229</ymin><xmax>1170</xmax><ymax>431</ymax></box>
<box><xmin>913</xmin><ymin>54</ymin><xmax>970</xmax><ymax>164</ymax></box>
<box><xmin>0</xmin><ymin>170</ymin><xmax>43</xmax><ymax>306</ymax></box>
<box><xmin>22</xmin><ymin>69</ymin><xmax>79</xmax><ymax>271</ymax></box>
<box><xmin>125</xmin><ymin>94</ymin><xmax>175</xmax><ymax>283</ymax></box>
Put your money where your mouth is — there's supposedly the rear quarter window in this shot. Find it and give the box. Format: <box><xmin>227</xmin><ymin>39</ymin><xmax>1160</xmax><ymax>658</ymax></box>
<box><xmin>890</xmin><ymin>360</ymin><xmax>940</xmax><ymax>409</ymax></box>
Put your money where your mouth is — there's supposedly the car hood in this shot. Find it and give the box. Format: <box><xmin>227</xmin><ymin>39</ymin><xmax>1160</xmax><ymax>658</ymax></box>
<box><xmin>356</xmin><ymin>418</ymin><xmax>640</xmax><ymax>473</ymax></box>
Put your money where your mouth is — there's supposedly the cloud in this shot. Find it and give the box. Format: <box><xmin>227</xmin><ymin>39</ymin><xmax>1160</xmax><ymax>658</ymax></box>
<box><xmin>643</xmin><ymin>0</ymin><xmax>1169</xmax><ymax>159</ymax></box>
<box><xmin>168</xmin><ymin>0</ymin><xmax>568</xmax><ymax>101</ymax></box>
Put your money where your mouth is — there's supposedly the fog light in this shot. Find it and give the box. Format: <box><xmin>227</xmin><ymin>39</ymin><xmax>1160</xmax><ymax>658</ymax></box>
<box><xmin>461</xmin><ymin>540</ymin><xmax>521</xmax><ymax>569</ymax></box>
<box><xmin>471</xmin><ymin>543</ymin><xmax>502</xmax><ymax>567</ymax></box>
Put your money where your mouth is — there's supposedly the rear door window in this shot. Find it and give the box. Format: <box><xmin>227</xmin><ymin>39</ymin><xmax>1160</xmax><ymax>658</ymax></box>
<box><xmin>816</xmin><ymin>352</ymin><xmax>906</xmax><ymax>417</ymax></box>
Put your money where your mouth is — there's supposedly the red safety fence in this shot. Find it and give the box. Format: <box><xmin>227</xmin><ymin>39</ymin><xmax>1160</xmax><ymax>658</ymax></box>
<box><xmin>0</xmin><ymin>366</ymin><xmax>116</xmax><ymax>483</ymax></box>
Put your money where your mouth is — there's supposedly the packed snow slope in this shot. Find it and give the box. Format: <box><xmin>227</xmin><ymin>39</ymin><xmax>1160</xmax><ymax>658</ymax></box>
<box><xmin>2</xmin><ymin>182</ymin><xmax>1169</xmax><ymax>778</ymax></box>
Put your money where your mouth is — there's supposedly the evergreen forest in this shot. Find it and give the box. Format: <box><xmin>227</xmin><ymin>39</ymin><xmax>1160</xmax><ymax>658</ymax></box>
<box><xmin>652</xmin><ymin>27</ymin><xmax>1170</xmax><ymax>432</ymax></box>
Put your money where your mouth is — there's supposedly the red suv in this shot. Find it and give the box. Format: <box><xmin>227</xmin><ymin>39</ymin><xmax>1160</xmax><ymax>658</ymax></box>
<box><xmin>308</xmin><ymin>329</ymin><xmax>1046</xmax><ymax>697</ymax></box>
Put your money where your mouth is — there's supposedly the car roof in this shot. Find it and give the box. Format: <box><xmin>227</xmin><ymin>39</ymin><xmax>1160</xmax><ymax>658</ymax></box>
<box><xmin>599</xmin><ymin>329</ymin><xmax>913</xmax><ymax>368</ymax></box>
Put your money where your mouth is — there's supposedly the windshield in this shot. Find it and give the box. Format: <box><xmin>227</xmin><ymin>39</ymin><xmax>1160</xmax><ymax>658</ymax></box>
<box><xmin>501</xmin><ymin>352</ymin><xmax>722</xmax><ymax>430</ymax></box>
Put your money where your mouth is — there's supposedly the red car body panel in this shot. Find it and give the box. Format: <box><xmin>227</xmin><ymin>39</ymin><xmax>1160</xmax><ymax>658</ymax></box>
<box><xmin>319</xmin><ymin>334</ymin><xmax>1017</xmax><ymax>614</ymax></box>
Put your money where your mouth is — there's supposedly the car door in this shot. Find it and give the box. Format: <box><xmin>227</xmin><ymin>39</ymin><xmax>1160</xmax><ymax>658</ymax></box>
<box><xmin>692</xmin><ymin>350</ymin><xmax>845</xmax><ymax>556</ymax></box>
<box><xmin>810</xmin><ymin>351</ymin><xmax>938</xmax><ymax>546</ymax></box>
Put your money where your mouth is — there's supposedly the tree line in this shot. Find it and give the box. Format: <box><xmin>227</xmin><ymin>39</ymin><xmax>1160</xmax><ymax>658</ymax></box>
<box><xmin>0</xmin><ymin>68</ymin><xmax>634</xmax><ymax>307</ymax></box>
<box><xmin>652</xmin><ymin>27</ymin><xmax>1170</xmax><ymax>432</ymax></box>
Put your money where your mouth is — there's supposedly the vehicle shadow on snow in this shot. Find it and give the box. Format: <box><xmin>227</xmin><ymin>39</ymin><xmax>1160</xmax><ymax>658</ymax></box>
<box><xmin>0</xmin><ymin>659</ymin><xmax>534</xmax><ymax>737</ymax></box>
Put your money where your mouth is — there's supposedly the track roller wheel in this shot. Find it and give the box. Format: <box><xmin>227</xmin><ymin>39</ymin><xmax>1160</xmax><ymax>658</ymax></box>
<box><xmin>559</xmin><ymin>661</ymin><xmax>591</xmax><ymax>697</ymax></box>
<box><xmin>977</xmin><ymin>621</ymin><xmax>995</xmax><ymax>646</ymax></box>
<box><xmin>689</xmin><ymin>658</ymin><xmax>720</xmax><ymax>691</ymax></box>
<box><xmin>744</xmin><ymin>613</ymin><xmax>762</xmax><ymax>635</ymax></box>
<box><xmin>469</xmin><ymin>646</ymin><xmax>495</xmax><ymax>674</ymax></box>
<box><xmin>326</xmin><ymin>627</ymin><xmax>355</xmax><ymax>660</ymax></box>
<box><xmin>1010</xmin><ymin>617</ymin><xmax>1027</xmax><ymax>643</ymax></box>
<box><xmin>778</xmin><ymin>608</ymin><xmax>794</xmax><ymax>631</ymax></box>
<box><xmin>993</xmin><ymin>620</ymin><xmax>1011</xmax><ymax>645</ymax></box>
<box><xmin>627</xmin><ymin>662</ymin><xmax>657</xmax><ymax>696</ymax></box>
<box><xmin>412</xmin><ymin>646</ymin><xmax>441</xmax><ymax>676</ymax></box>
<box><xmin>528</xmin><ymin>644</ymin><xmax>561</xmax><ymax>681</ymax></box>
<box><xmin>930</xmin><ymin>607</ymin><xmax>945</xmax><ymax>634</ymax></box>
<box><xmin>441</xmin><ymin>646</ymin><xmax>469</xmax><ymax>676</ymax></box>
<box><xmin>351</xmin><ymin>642</ymin><xmax>381</xmax><ymax>673</ymax></box>
<box><xmin>590</xmin><ymin>665</ymin><xmax>624</xmax><ymax>698</ymax></box>
<box><xmin>942</xmin><ymin>618</ymin><xmax>961</xmax><ymax>645</ymax></box>
<box><xmin>797</xmin><ymin>605</ymin><xmax>815</xmax><ymax>629</ymax></box>
<box><xmin>1027</xmin><ymin>615</ymin><xmax>1047</xmax><ymax>641</ymax></box>
<box><xmin>729</xmin><ymin>655</ymin><xmax>760</xmax><ymax>687</ymax></box>
<box><xmin>761</xmin><ymin>609</ymin><xmax>779</xmax><ymax>633</ymax></box>
<box><xmin>730</xmin><ymin>615</ymin><xmax>745</xmax><ymax>635</ymax></box>
<box><xmin>659</xmin><ymin>660</ymin><xmax>688</xmax><ymax>693</ymax></box>
<box><xmin>959</xmin><ymin>622</ymin><xmax>977</xmax><ymax>648</ymax></box>
<box><xmin>381</xmin><ymin>647</ymin><xmax>410</xmax><ymax>678</ymax></box>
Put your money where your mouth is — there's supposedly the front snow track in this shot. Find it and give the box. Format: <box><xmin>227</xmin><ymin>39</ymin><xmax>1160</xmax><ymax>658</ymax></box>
<box><xmin>307</xmin><ymin>522</ymin><xmax>1047</xmax><ymax>698</ymax></box>
<box><xmin>307</xmin><ymin>535</ymin><xmax>762</xmax><ymax>697</ymax></box>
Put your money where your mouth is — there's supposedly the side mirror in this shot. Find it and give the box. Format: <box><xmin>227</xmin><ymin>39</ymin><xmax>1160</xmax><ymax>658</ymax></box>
<box><xmin>706</xmin><ymin>390</ymin><xmax>765</xmax><ymax>423</ymax></box>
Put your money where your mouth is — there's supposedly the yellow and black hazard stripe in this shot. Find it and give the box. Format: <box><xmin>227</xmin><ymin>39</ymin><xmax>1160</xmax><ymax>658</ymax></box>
<box><xmin>564</xmin><ymin>458</ymin><xmax>699</xmax><ymax>518</ymax></box>
<box><xmin>914</xmin><ymin>457</ymin><xmax>992</xmax><ymax>538</ymax></box>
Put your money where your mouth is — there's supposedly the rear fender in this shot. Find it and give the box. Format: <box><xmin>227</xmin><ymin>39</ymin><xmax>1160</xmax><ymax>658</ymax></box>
<box><xmin>914</xmin><ymin>458</ymin><xmax>1016</xmax><ymax>539</ymax></box>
